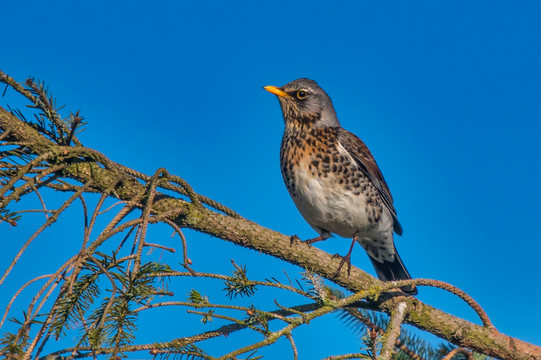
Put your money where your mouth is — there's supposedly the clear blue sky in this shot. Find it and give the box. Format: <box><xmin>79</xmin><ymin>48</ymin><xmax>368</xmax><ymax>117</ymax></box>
<box><xmin>2</xmin><ymin>1</ymin><xmax>540</xmax><ymax>357</ymax></box>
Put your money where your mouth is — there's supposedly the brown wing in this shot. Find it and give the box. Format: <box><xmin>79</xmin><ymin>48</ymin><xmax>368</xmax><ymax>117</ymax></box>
<box><xmin>337</xmin><ymin>128</ymin><xmax>403</xmax><ymax>235</ymax></box>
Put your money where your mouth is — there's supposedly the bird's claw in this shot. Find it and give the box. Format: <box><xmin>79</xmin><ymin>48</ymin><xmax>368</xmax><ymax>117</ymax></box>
<box><xmin>331</xmin><ymin>253</ymin><xmax>352</xmax><ymax>278</ymax></box>
<box><xmin>290</xmin><ymin>235</ymin><xmax>319</xmax><ymax>247</ymax></box>
<box><xmin>290</xmin><ymin>235</ymin><xmax>301</xmax><ymax>246</ymax></box>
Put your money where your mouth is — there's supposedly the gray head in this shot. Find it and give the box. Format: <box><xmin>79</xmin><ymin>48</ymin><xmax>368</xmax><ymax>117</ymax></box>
<box><xmin>264</xmin><ymin>78</ymin><xmax>340</xmax><ymax>129</ymax></box>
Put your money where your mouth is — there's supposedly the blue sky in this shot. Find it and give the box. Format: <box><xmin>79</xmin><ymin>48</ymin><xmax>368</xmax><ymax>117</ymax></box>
<box><xmin>1</xmin><ymin>1</ymin><xmax>541</xmax><ymax>357</ymax></box>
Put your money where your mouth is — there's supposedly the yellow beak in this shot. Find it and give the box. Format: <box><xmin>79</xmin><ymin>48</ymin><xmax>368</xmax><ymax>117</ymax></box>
<box><xmin>263</xmin><ymin>86</ymin><xmax>292</xmax><ymax>98</ymax></box>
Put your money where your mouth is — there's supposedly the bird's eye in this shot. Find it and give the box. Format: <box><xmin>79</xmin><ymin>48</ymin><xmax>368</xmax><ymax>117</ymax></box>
<box><xmin>296</xmin><ymin>90</ymin><xmax>308</xmax><ymax>99</ymax></box>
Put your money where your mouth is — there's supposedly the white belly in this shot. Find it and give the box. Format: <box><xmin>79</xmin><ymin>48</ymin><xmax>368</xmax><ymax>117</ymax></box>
<box><xmin>290</xmin><ymin>167</ymin><xmax>388</xmax><ymax>238</ymax></box>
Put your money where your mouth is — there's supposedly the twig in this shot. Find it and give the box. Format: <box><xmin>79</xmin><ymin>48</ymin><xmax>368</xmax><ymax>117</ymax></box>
<box><xmin>97</xmin><ymin>201</ymin><xmax>125</xmax><ymax>215</ymax></box>
<box><xmin>143</xmin><ymin>242</ymin><xmax>176</xmax><ymax>253</ymax></box>
<box><xmin>390</xmin><ymin>278</ymin><xmax>494</xmax><ymax>329</ymax></box>
<box><xmin>67</xmin><ymin>193</ymin><xmax>108</xmax><ymax>294</ymax></box>
<box><xmin>286</xmin><ymin>332</ymin><xmax>298</xmax><ymax>360</ymax></box>
<box><xmin>0</xmin><ymin>163</ymin><xmax>67</xmax><ymax>208</ymax></box>
<box><xmin>89</xmin><ymin>203</ymin><xmax>136</xmax><ymax>252</ymax></box>
<box><xmin>378</xmin><ymin>301</ymin><xmax>407</xmax><ymax>360</ymax></box>
<box><xmin>24</xmin><ymin>78</ymin><xmax>82</xmax><ymax>146</ymax></box>
<box><xmin>0</xmin><ymin>70</ymin><xmax>36</xmax><ymax>102</ymax></box>
<box><xmin>0</xmin><ymin>274</ymin><xmax>53</xmax><ymax>329</ymax></box>
<box><xmin>441</xmin><ymin>347</ymin><xmax>473</xmax><ymax>360</ymax></box>
<box><xmin>0</xmin><ymin>180</ymin><xmax>92</xmax><ymax>285</ymax></box>
<box><xmin>187</xmin><ymin>309</ymin><xmax>268</xmax><ymax>335</ymax></box>
<box><xmin>148</xmin><ymin>270</ymin><xmax>313</xmax><ymax>298</ymax></box>
<box><xmin>84</xmin><ymin>193</ymin><xmax>109</xmax><ymax>248</ymax></box>
<box><xmin>0</xmin><ymin>151</ymin><xmax>56</xmax><ymax>200</ymax></box>
<box><xmin>322</xmin><ymin>354</ymin><xmax>370</xmax><ymax>359</ymax></box>
<box><xmin>341</xmin><ymin>307</ymin><xmax>423</xmax><ymax>360</ymax></box>
<box><xmin>31</xmin><ymin>183</ymin><xmax>49</xmax><ymax>220</ymax></box>
<box><xmin>216</xmin><ymin>287</ymin><xmax>373</xmax><ymax>359</ymax></box>
<box><xmin>87</xmin><ymin>255</ymin><xmax>118</xmax><ymax>330</ymax></box>
<box><xmin>162</xmin><ymin>217</ymin><xmax>194</xmax><ymax>273</ymax></box>
<box><xmin>131</xmin><ymin>168</ymin><xmax>164</xmax><ymax>274</ymax></box>
<box><xmin>22</xmin><ymin>260</ymin><xmax>78</xmax><ymax>360</ymax></box>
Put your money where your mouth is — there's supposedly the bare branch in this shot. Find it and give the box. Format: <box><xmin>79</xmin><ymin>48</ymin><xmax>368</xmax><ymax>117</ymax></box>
<box><xmin>441</xmin><ymin>348</ymin><xmax>473</xmax><ymax>360</ymax></box>
<box><xmin>378</xmin><ymin>301</ymin><xmax>407</xmax><ymax>360</ymax></box>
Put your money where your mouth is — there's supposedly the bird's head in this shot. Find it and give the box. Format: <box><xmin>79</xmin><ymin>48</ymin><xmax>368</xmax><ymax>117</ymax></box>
<box><xmin>264</xmin><ymin>78</ymin><xmax>340</xmax><ymax>129</ymax></box>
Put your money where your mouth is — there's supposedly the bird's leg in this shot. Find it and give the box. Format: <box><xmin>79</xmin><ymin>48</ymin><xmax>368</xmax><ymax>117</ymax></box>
<box><xmin>332</xmin><ymin>236</ymin><xmax>358</xmax><ymax>277</ymax></box>
<box><xmin>290</xmin><ymin>235</ymin><xmax>328</xmax><ymax>246</ymax></box>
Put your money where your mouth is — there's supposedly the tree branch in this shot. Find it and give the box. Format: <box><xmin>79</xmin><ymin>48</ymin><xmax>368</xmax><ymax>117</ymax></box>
<box><xmin>1</xmin><ymin>105</ymin><xmax>540</xmax><ymax>360</ymax></box>
<box><xmin>378</xmin><ymin>301</ymin><xmax>407</xmax><ymax>360</ymax></box>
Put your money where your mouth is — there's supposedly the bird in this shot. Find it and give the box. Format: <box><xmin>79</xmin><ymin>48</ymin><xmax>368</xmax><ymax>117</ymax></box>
<box><xmin>264</xmin><ymin>78</ymin><xmax>416</xmax><ymax>294</ymax></box>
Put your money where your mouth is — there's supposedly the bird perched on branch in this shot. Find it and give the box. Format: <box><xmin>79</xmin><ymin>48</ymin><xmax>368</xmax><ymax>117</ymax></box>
<box><xmin>264</xmin><ymin>78</ymin><xmax>416</xmax><ymax>294</ymax></box>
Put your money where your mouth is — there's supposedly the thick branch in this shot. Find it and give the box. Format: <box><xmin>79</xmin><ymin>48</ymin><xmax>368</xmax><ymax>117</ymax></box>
<box><xmin>1</xmin><ymin>106</ymin><xmax>540</xmax><ymax>360</ymax></box>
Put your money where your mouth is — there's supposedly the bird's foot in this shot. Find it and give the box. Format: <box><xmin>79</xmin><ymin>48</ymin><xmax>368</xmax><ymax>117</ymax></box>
<box><xmin>331</xmin><ymin>252</ymin><xmax>352</xmax><ymax>277</ymax></box>
<box><xmin>331</xmin><ymin>237</ymin><xmax>357</xmax><ymax>278</ymax></box>
<box><xmin>290</xmin><ymin>235</ymin><xmax>326</xmax><ymax>247</ymax></box>
<box><xmin>289</xmin><ymin>235</ymin><xmax>301</xmax><ymax>246</ymax></box>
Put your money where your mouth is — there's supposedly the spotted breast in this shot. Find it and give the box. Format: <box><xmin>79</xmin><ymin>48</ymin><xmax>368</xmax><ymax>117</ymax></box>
<box><xmin>280</xmin><ymin>126</ymin><xmax>395</xmax><ymax>264</ymax></box>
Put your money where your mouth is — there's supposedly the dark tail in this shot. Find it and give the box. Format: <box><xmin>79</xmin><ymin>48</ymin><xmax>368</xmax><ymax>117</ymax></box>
<box><xmin>368</xmin><ymin>246</ymin><xmax>417</xmax><ymax>295</ymax></box>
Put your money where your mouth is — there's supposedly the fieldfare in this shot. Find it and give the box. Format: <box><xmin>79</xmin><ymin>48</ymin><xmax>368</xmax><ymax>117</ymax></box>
<box><xmin>264</xmin><ymin>78</ymin><xmax>416</xmax><ymax>294</ymax></box>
